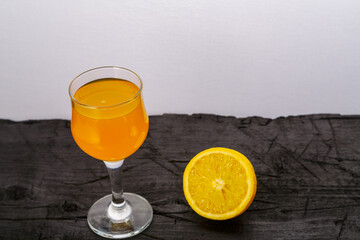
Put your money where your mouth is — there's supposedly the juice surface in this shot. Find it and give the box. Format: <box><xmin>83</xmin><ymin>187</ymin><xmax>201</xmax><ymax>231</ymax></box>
<box><xmin>71</xmin><ymin>79</ymin><xmax>149</xmax><ymax>161</ymax></box>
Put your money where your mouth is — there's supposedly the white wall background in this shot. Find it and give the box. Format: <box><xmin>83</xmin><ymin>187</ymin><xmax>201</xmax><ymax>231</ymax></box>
<box><xmin>1</xmin><ymin>0</ymin><xmax>359</xmax><ymax>120</ymax></box>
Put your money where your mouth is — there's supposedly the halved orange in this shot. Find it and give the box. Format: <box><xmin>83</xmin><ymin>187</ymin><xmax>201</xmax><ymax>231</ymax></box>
<box><xmin>183</xmin><ymin>147</ymin><xmax>257</xmax><ymax>220</ymax></box>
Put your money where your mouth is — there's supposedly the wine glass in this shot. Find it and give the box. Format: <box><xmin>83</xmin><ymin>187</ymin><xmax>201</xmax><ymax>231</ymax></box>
<box><xmin>68</xmin><ymin>66</ymin><xmax>152</xmax><ymax>238</ymax></box>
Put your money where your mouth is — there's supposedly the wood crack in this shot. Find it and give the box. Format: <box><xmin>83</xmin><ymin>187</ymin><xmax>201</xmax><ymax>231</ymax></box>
<box><xmin>145</xmin><ymin>141</ymin><xmax>180</xmax><ymax>177</ymax></box>
<box><xmin>153</xmin><ymin>211</ymin><xmax>196</xmax><ymax>223</ymax></box>
<box><xmin>303</xmin><ymin>197</ymin><xmax>310</xmax><ymax>216</ymax></box>
<box><xmin>266</xmin><ymin>134</ymin><xmax>279</xmax><ymax>154</ymax></box>
<box><xmin>328</xmin><ymin>119</ymin><xmax>340</xmax><ymax>158</ymax></box>
<box><xmin>337</xmin><ymin>209</ymin><xmax>348</xmax><ymax>239</ymax></box>
<box><xmin>62</xmin><ymin>175</ymin><xmax>109</xmax><ymax>186</ymax></box>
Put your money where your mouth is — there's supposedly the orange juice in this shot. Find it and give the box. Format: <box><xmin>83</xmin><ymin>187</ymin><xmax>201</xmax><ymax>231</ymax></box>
<box><xmin>71</xmin><ymin>79</ymin><xmax>149</xmax><ymax>161</ymax></box>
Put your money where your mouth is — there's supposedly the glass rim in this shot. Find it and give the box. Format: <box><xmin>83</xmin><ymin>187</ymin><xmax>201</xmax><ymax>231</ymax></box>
<box><xmin>68</xmin><ymin>66</ymin><xmax>143</xmax><ymax>109</ymax></box>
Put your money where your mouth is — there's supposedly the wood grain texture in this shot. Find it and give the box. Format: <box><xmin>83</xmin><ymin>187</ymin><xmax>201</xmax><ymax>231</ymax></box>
<box><xmin>0</xmin><ymin>114</ymin><xmax>359</xmax><ymax>239</ymax></box>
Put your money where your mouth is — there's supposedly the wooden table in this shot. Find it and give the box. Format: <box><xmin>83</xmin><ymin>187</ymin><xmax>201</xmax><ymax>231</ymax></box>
<box><xmin>1</xmin><ymin>114</ymin><xmax>359</xmax><ymax>239</ymax></box>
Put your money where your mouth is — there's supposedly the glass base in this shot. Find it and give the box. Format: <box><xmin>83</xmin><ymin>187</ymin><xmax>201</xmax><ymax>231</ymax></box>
<box><xmin>87</xmin><ymin>193</ymin><xmax>153</xmax><ymax>239</ymax></box>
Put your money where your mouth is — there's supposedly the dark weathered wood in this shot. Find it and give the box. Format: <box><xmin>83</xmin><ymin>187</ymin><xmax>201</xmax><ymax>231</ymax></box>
<box><xmin>0</xmin><ymin>114</ymin><xmax>359</xmax><ymax>239</ymax></box>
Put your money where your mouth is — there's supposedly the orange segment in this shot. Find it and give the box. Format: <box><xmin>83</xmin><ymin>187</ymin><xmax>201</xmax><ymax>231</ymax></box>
<box><xmin>183</xmin><ymin>148</ymin><xmax>257</xmax><ymax>220</ymax></box>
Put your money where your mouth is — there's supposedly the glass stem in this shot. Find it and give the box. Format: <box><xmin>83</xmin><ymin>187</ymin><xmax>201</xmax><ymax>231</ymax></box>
<box><xmin>105</xmin><ymin>160</ymin><xmax>125</xmax><ymax>207</ymax></box>
<box><xmin>104</xmin><ymin>160</ymin><xmax>133</xmax><ymax>222</ymax></box>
